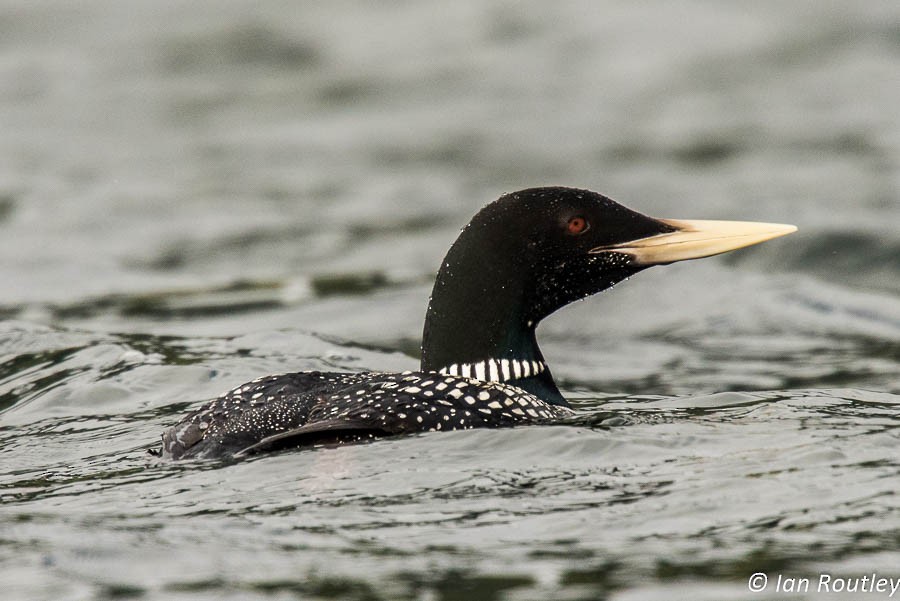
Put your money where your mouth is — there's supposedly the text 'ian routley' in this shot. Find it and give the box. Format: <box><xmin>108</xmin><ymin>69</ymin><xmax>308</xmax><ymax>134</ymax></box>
<box><xmin>747</xmin><ymin>573</ymin><xmax>900</xmax><ymax>596</ymax></box>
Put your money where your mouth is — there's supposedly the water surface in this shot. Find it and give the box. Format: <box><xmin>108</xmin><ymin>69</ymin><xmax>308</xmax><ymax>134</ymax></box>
<box><xmin>1</xmin><ymin>1</ymin><xmax>898</xmax><ymax>600</ymax></box>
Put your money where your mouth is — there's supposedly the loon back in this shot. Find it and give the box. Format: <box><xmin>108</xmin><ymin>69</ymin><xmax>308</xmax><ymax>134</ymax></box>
<box><xmin>159</xmin><ymin>186</ymin><xmax>796</xmax><ymax>459</ymax></box>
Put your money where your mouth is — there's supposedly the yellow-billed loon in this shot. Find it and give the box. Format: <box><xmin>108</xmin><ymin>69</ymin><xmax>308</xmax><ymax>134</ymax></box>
<box><xmin>159</xmin><ymin>187</ymin><xmax>796</xmax><ymax>459</ymax></box>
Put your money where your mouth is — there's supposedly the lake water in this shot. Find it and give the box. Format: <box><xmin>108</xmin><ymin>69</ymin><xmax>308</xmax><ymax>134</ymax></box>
<box><xmin>1</xmin><ymin>1</ymin><xmax>898</xmax><ymax>600</ymax></box>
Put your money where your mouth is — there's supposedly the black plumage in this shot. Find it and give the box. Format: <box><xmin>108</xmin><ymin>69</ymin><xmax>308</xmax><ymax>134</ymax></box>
<box><xmin>162</xmin><ymin>371</ymin><xmax>570</xmax><ymax>459</ymax></box>
<box><xmin>158</xmin><ymin>186</ymin><xmax>795</xmax><ymax>459</ymax></box>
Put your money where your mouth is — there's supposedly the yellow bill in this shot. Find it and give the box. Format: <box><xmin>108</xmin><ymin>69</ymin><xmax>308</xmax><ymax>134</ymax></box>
<box><xmin>592</xmin><ymin>218</ymin><xmax>798</xmax><ymax>266</ymax></box>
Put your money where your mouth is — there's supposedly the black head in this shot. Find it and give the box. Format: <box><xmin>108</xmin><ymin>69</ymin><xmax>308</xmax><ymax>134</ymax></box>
<box><xmin>496</xmin><ymin>187</ymin><xmax>677</xmax><ymax>324</ymax></box>
<box><xmin>421</xmin><ymin>186</ymin><xmax>796</xmax><ymax>404</ymax></box>
<box><xmin>422</xmin><ymin>187</ymin><xmax>671</xmax><ymax>358</ymax></box>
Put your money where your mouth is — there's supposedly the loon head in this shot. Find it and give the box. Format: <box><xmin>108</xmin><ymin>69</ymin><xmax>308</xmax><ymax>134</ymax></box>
<box><xmin>421</xmin><ymin>186</ymin><xmax>796</xmax><ymax>404</ymax></box>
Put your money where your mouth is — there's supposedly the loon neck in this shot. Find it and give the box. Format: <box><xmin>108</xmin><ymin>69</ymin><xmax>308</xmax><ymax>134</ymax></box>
<box><xmin>421</xmin><ymin>299</ymin><xmax>566</xmax><ymax>405</ymax></box>
<box><xmin>420</xmin><ymin>228</ymin><xmax>567</xmax><ymax>406</ymax></box>
<box><xmin>436</xmin><ymin>355</ymin><xmax>565</xmax><ymax>405</ymax></box>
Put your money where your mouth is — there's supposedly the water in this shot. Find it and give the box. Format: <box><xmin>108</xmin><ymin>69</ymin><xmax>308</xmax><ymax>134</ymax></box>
<box><xmin>1</xmin><ymin>1</ymin><xmax>898</xmax><ymax>599</ymax></box>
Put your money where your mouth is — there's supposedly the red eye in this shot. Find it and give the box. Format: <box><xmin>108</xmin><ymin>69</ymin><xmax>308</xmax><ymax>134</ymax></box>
<box><xmin>567</xmin><ymin>216</ymin><xmax>588</xmax><ymax>235</ymax></box>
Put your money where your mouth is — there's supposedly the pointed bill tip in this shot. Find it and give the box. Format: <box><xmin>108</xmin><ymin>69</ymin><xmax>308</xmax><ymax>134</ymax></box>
<box><xmin>593</xmin><ymin>218</ymin><xmax>798</xmax><ymax>266</ymax></box>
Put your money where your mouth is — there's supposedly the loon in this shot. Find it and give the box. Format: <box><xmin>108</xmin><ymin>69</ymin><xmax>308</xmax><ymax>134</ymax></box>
<box><xmin>159</xmin><ymin>187</ymin><xmax>796</xmax><ymax>459</ymax></box>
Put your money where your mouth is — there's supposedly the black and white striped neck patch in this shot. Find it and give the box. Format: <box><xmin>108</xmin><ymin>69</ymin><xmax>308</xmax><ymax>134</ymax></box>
<box><xmin>437</xmin><ymin>358</ymin><xmax>546</xmax><ymax>383</ymax></box>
